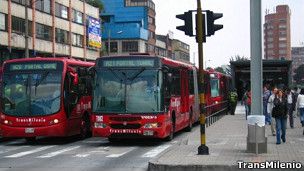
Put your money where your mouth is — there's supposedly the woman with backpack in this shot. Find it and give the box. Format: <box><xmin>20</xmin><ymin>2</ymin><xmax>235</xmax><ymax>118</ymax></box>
<box><xmin>272</xmin><ymin>89</ymin><xmax>288</xmax><ymax>144</ymax></box>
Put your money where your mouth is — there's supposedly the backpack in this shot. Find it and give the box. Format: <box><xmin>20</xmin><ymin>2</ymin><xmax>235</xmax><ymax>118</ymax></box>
<box><xmin>246</xmin><ymin>92</ymin><xmax>251</xmax><ymax>105</ymax></box>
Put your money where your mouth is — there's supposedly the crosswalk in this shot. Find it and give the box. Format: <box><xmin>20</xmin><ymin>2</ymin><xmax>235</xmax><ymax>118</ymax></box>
<box><xmin>0</xmin><ymin>139</ymin><xmax>173</xmax><ymax>160</ymax></box>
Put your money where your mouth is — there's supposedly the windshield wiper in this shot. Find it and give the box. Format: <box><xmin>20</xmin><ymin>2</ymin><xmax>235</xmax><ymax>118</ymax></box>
<box><xmin>128</xmin><ymin>67</ymin><xmax>146</xmax><ymax>81</ymax></box>
<box><xmin>34</xmin><ymin>71</ymin><xmax>50</xmax><ymax>95</ymax></box>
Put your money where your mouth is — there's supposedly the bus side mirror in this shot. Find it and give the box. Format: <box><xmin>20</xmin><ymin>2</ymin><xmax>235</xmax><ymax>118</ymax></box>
<box><xmin>167</xmin><ymin>73</ymin><xmax>173</xmax><ymax>83</ymax></box>
<box><xmin>88</xmin><ymin>67</ymin><xmax>96</xmax><ymax>78</ymax></box>
<box><xmin>68</xmin><ymin>72</ymin><xmax>79</xmax><ymax>85</ymax></box>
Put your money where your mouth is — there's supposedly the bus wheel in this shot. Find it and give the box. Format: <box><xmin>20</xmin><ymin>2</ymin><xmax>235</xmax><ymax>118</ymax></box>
<box><xmin>185</xmin><ymin>110</ymin><xmax>193</xmax><ymax>132</ymax></box>
<box><xmin>80</xmin><ymin>116</ymin><xmax>90</xmax><ymax>139</ymax></box>
<box><xmin>25</xmin><ymin>137</ymin><xmax>36</xmax><ymax>143</ymax></box>
<box><xmin>165</xmin><ymin>118</ymin><xmax>175</xmax><ymax>141</ymax></box>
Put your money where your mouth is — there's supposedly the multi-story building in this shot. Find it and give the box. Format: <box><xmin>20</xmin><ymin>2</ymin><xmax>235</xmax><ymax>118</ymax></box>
<box><xmin>172</xmin><ymin>39</ymin><xmax>190</xmax><ymax>63</ymax></box>
<box><xmin>0</xmin><ymin>0</ymin><xmax>100</xmax><ymax>64</ymax></box>
<box><xmin>264</xmin><ymin>5</ymin><xmax>291</xmax><ymax>60</ymax></box>
<box><xmin>101</xmin><ymin>0</ymin><xmax>156</xmax><ymax>56</ymax></box>
<box><xmin>155</xmin><ymin>34</ymin><xmax>172</xmax><ymax>58</ymax></box>
<box><xmin>291</xmin><ymin>47</ymin><xmax>304</xmax><ymax>82</ymax></box>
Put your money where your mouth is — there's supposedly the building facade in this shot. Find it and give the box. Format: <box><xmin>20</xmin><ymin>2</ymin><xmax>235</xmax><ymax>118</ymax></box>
<box><xmin>101</xmin><ymin>0</ymin><xmax>155</xmax><ymax>56</ymax></box>
<box><xmin>172</xmin><ymin>39</ymin><xmax>190</xmax><ymax>63</ymax></box>
<box><xmin>291</xmin><ymin>47</ymin><xmax>304</xmax><ymax>82</ymax></box>
<box><xmin>0</xmin><ymin>0</ymin><xmax>100</xmax><ymax>65</ymax></box>
<box><xmin>155</xmin><ymin>34</ymin><xmax>172</xmax><ymax>58</ymax></box>
<box><xmin>264</xmin><ymin>5</ymin><xmax>291</xmax><ymax>60</ymax></box>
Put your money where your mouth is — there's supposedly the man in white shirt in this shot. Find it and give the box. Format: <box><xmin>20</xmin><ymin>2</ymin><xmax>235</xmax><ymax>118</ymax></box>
<box><xmin>267</xmin><ymin>87</ymin><xmax>278</xmax><ymax>136</ymax></box>
<box><xmin>286</xmin><ymin>88</ymin><xmax>294</xmax><ymax>128</ymax></box>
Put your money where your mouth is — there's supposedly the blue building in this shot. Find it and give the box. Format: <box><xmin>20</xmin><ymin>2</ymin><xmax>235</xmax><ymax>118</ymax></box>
<box><xmin>101</xmin><ymin>0</ymin><xmax>156</xmax><ymax>55</ymax></box>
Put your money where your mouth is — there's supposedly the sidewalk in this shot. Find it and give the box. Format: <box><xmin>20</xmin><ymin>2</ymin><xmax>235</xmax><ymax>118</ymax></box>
<box><xmin>149</xmin><ymin>104</ymin><xmax>304</xmax><ymax>171</ymax></box>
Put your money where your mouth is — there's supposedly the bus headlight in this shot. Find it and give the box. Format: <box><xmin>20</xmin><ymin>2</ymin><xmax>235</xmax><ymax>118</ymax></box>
<box><xmin>49</xmin><ymin>119</ymin><xmax>59</xmax><ymax>125</ymax></box>
<box><xmin>4</xmin><ymin>120</ymin><xmax>9</xmax><ymax>124</ymax></box>
<box><xmin>94</xmin><ymin>122</ymin><xmax>107</xmax><ymax>128</ymax></box>
<box><xmin>144</xmin><ymin>123</ymin><xmax>160</xmax><ymax>129</ymax></box>
<box><xmin>3</xmin><ymin>120</ymin><xmax>12</xmax><ymax>125</ymax></box>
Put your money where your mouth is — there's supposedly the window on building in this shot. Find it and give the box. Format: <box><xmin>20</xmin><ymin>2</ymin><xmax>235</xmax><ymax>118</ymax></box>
<box><xmin>122</xmin><ymin>41</ymin><xmax>138</xmax><ymax>52</ymax></box>
<box><xmin>35</xmin><ymin>0</ymin><xmax>51</xmax><ymax>14</ymax></box>
<box><xmin>279</xmin><ymin>37</ymin><xmax>287</xmax><ymax>41</ymax></box>
<box><xmin>73</xmin><ymin>9</ymin><xmax>83</xmax><ymax>24</ymax></box>
<box><xmin>12</xmin><ymin>0</ymin><xmax>29</xmax><ymax>6</ymax></box>
<box><xmin>12</xmin><ymin>16</ymin><xmax>32</xmax><ymax>35</ymax></box>
<box><xmin>149</xmin><ymin>31</ymin><xmax>155</xmax><ymax>39</ymax></box>
<box><xmin>56</xmin><ymin>28</ymin><xmax>69</xmax><ymax>44</ymax></box>
<box><xmin>267</xmin><ymin>31</ymin><xmax>273</xmax><ymax>35</ymax></box>
<box><xmin>279</xmin><ymin>43</ymin><xmax>287</xmax><ymax>48</ymax></box>
<box><xmin>279</xmin><ymin>49</ymin><xmax>287</xmax><ymax>55</ymax></box>
<box><xmin>148</xmin><ymin>16</ymin><xmax>154</xmax><ymax>25</ymax></box>
<box><xmin>268</xmin><ymin>43</ymin><xmax>274</xmax><ymax>48</ymax></box>
<box><xmin>72</xmin><ymin>33</ymin><xmax>83</xmax><ymax>47</ymax></box>
<box><xmin>279</xmin><ymin>24</ymin><xmax>287</xmax><ymax>29</ymax></box>
<box><xmin>101</xmin><ymin>16</ymin><xmax>110</xmax><ymax>23</ymax></box>
<box><xmin>55</xmin><ymin>3</ymin><xmax>68</xmax><ymax>19</ymax></box>
<box><xmin>0</xmin><ymin>13</ymin><xmax>7</xmax><ymax>31</ymax></box>
<box><xmin>267</xmin><ymin>50</ymin><xmax>274</xmax><ymax>55</ymax></box>
<box><xmin>267</xmin><ymin>37</ymin><xmax>273</xmax><ymax>42</ymax></box>
<box><xmin>105</xmin><ymin>42</ymin><xmax>118</xmax><ymax>53</ymax></box>
<box><xmin>36</xmin><ymin>23</ymin><xmax>52</xmax><ymax>40</ymax></box>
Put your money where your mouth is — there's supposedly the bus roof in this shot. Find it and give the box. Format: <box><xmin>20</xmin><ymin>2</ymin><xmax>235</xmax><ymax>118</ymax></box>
<box><xmin>3</xmin><ymin>57</ymin><xmax>94</xmax><ymax>67</ymax></box>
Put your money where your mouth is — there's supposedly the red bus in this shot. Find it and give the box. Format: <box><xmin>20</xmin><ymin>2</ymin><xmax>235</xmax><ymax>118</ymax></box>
<box><xmin>91</xmin><ymin>55</ymin><xmax>200</xmax><ymax>141</ymax></box>
<box><xmin>205</xmin><ymin>69</ymin><xmax>231</xmax><ymax>116</ymax></box>
<box><xmin>0</xmin><ymin>57</ymin><xmax>94</xmax><ymax>141</ymax></box>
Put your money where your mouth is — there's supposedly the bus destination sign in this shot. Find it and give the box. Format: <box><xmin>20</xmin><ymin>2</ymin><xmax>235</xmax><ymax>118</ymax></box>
<box><xmin>9</xmin><ymin>63</ymin><xmax>58</xmax><ymax>71</ymax></box>
<box><xmin>103</xmin><ymin>59</ymin><xmax>155</xmax><ymax>67</ymax></box>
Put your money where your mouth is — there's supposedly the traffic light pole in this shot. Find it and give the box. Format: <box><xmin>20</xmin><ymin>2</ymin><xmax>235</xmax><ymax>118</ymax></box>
<box><xmin>197</xmin><ymin>0</ymin><xmax>209</xmax><ymax>155</ymax></box>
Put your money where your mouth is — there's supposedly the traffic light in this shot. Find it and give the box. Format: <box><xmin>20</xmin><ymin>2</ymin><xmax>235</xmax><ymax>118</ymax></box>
<box><xmin>206</xmin><ymin>10</ymin><xmax>223</xmax><ymax>36</ymax></box>
<box><xmin>176</xmin><ymin>11</ymin><xmax>194</xmax><ymax>36</ymax></box>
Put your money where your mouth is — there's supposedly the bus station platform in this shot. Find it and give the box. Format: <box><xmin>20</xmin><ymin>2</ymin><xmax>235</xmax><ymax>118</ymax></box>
<box><xmin>148</xmin><ymin>103</ymin><xmax>304</xmax><ymax>171</ymax></box>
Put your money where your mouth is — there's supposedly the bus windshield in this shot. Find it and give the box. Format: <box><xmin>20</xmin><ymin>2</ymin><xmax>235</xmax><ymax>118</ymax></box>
<box><xmin>2</xmin><ymin>71</ymin><xmax>62</xmax><ymax>116</ymax></box>
<box><xmin>93</xmin><ymin>68</ymin><xmax>163</xmax><ymax>114</ymax></box>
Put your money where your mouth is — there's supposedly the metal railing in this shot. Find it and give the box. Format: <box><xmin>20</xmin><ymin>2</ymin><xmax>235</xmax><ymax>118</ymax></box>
<box><xmin>205</xmin><ymin>100</ymin><xmax>228</xmax><ymax>127</ymax></box>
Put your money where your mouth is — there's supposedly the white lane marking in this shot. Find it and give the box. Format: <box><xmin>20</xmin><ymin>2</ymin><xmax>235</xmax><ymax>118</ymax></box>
<box><xmin>106</xmin><ymin>147</ymin><xmax>136</xmax><ymax>158</ymax></box>
<box><xmin>141</xmin><ymin>144</ymin><xmax>171</xmax><ymax>158</ymax></box>
<box><xmin>2</xmin><ymin>139</ymin><xmax>25</xmax><ymax>145</ymax></box>
<box><xmin>37</xmin><ymin>146</ymin><xmax>80</xmax><ymax>158</ymax></box>
<box><xmin>73</xmin><ymin>146</ymin><xmax>110</xmax><ymax>158</ymax></box>
<box><xmin>0</xmin><ymin>146</ymin><xmax>30</xmax><ymax>155</ymax></box>
<box><xmin>5</xmin><ymin>146</ymin><xmax>55</xmax><ymax>158</ymax></box>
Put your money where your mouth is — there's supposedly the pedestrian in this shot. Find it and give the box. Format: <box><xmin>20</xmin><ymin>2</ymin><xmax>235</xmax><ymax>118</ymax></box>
<box><xmin>263</xmin><ymin>85</ymin><xmax>271</xmax><ymax>124</ymax></box>
<box><xmin>292</xmin><ymin>87</ymin><xmax>299</xmax><ymax>117</ymax></box>
<box><xmin>272</xmin><ymin>89</ymin><xmax>288</xmax><ymax>144</ymax></box>
<box><xmin>246</xmin><ymin>90</ymin><xmax>251</xmax><ymax>116</ymax></box>
<box><xmin>286</xmin><ymin>88</ymin><xmax>294</xmax><ymax>128</ymax></box>
<box><xmin>296</xmin><ymin>88</ymin><xmax>304</xmax><ymax>135</ymax></box>
<box><xmin>242</xmin><ymin>89</ymin><xmax>249</xmax><ymax>119</ymax></box>
<box><xmin>228</xmin><ymin>88</ymin><xmax>238</xmax><ymax>115</ymax></box>
<box><xmin>267</xmin><ymin>87</ymin><xmax>278</xmax><ymax>136</ymax></box>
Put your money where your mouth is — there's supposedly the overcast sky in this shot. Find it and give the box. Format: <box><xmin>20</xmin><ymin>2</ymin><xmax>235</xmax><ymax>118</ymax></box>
<box><xmin>153</xmin><ymin>0</ymin><xmax>304</xmax><ymax>68</ymax></box>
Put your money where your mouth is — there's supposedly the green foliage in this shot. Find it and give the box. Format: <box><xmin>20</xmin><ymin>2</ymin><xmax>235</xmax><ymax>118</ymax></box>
<box><xmin>86</xmin><ymin>0</ymin><xmax>103</xmax><ymax>11</ymax></box>
<box><xmin>229</xmin><ymin>55</ymin><xmax>249</xmax><ymax>62</ymax></box>
<box><xmin>293</xmin><ymin>64</ymin><xmax>304</xmax><ymax>84</ymax></box>
<box><xmin>215</xmin><ymin>67</ymin><xmax>225</xmax><ymax>74</ymax></box>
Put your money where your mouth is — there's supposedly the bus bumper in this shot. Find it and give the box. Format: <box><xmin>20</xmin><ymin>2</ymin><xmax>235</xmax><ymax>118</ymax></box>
<box><xmin>92</xmin><ymin>126</ymin><xmax>169</xmax><ymax>139</ymax></box>
<box><xmin>0</xmin><ymin>122</ymin><xmax>68</xmax><ymax>138</ymax></box>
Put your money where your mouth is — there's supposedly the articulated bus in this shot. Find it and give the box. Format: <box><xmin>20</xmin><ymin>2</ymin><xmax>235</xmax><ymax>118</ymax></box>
<box><xmin>0</xmin><ymin>58</ymin><xmax>94</xmax><ymax>141</ymax></box>
<box><xmin>205</xmin><ymin>70</ymin><xmax>231</xmax><ymax>116</ymax></box>
<box><xmin>91</xmin><ymin>55</ymin><xmax>200</xmax><ymax>141</ymax></box>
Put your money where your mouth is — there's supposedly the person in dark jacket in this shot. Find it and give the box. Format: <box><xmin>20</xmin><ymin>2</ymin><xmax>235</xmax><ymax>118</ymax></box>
<box><xmin>272</xmin><ymin>89</ymin><xmax>288</xmax><ymax>144</ymax></box>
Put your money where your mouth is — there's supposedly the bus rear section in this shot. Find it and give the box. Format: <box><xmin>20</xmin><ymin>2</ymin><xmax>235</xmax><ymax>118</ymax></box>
<box><xmin>91</xmin><ymin>55</ymin><xmax>199</xmax><ymax>141</ymax></box>
<box><xmin>0</xmin><ymin>58</ymin><xmax>93</xmax><ymax>140</ymax></box>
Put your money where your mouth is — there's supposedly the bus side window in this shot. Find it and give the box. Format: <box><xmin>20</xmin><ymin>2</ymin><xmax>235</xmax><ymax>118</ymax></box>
<box><xmin>189</xmin><ymin>70</ymin><xmax>194</xmax><ymax>94</ymax></box>
<box><xmin>170</xmin><ymin>69</ymin><xmax>181</xmax><ymax>96</ymax></box>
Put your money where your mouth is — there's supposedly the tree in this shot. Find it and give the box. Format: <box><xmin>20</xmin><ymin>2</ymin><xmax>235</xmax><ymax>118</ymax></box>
<box><xmin>215</xmin><ymin>67</ymin><xmax>225</xmax><ymax>74</ymax></box>
<box><xmin>293</xmin><ymin>64</ymin><xmax>304</xmax><ymax>84</ymax></box>
<box><xmin>86</xmin><ymin>0</ymin><xmax>103</xmax><ymax>11</ymax></box>
<box><xmin>229</xmin><ymin>55</ymin><xmax>249</xmax><ymax>62</ymax></box>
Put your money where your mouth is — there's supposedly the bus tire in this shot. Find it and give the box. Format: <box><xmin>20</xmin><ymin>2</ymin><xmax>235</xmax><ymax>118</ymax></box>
<box><xmin>165</xmin><ymin>115</ymin><xmax>175</xmax><ymax>141</ymax></box>
<box><xmin>80</xmin><ymin>114</ymin><xmax>91</xmax><ymax>139</ymax></box>
<box><xmin>25</xmin><ymin>137</ymin><xmax>36</xmax><ymax>143</ymax></box>
<box><xmin>185</xmin><ymin>110</ymin><xmax>193</xmax><ymax>132</ymax></box>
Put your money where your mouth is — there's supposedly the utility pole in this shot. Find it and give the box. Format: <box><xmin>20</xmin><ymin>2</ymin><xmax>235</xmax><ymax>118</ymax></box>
<box><xmin>247</xmin><ymin>0</ymin><xmax>267</xmax><ymax>154</ymax></box>
<box><xmin>197</xmin><ymin>0</ymin><xmax>209</xmax><ymax>155</ymax></box>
